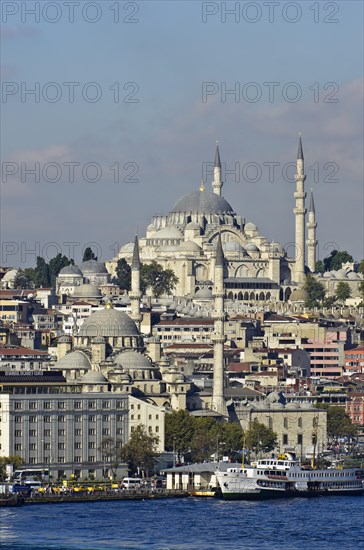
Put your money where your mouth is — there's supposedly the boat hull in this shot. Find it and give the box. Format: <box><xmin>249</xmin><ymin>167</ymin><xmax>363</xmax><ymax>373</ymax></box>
<box><xmin>220</xmin><ymin>488</ymin><xmax>364</xmax><ymax>500</ymax></box>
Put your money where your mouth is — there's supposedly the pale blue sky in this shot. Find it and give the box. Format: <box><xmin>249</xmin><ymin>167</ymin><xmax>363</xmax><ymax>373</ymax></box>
<box><xmin>1</xmin><ymin>1</ymin><xmax>363</xmax><ymax>266</ymax></box>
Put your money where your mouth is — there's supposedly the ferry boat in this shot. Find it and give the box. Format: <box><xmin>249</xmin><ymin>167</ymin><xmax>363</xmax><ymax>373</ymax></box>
<box><xmin>215</xmin><ymin>454</ymin><xmax>364</xmax><ymax>500</ymax></box>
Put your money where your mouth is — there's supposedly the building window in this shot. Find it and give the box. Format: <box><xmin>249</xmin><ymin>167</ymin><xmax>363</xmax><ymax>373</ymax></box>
<box><xmin>29</xmin><ymin>402</ymin><xmax>37</xmax><ymax>410</ymax></box>
<box><xmin>29</xmin><ymin>458</ymin><xmax>36</xmax><ymax>464</ymax></box>
<box><xmin>15</xmin><ymin>444</ymin><xmax>22</xmax><ymax>451</ymax></box>
<box><xmin>58</xmin><ymin>402</ymin><xmax>65</xmax><ymax>409</ymax></box>
<box><xmin>102</xmin><ymin>401</ymin><xmax>109</xmax><ymax>409</ymax></box>
<box><xmin>75</xmin><ymin>416</ymin><xmax>81</xmax><ymax>422</ymax></box>
<box><xmin>58</xmin><ymin>429</ymin><xmax>65</xmax><ymax>437</ymax></box>
<box><xmin>44</xmin><ymin>429</ymin><xmax>51</xmax><ymax>437</ymax></box>
<box><xmin>88</xmin><ymin>442</ymin><xmax>96</xmax><ymax>449</ymax></box>
<box><xmin>88</xmin><ymin>428</ymin><xmax>96</xmax><ymax>436</ymax></box>
<box><xmin>74</xmin><ymin>402</ymin><xmax>81</xmax><ymax>409</ymax></box>
<box><xmin>102</xmin><ymin>428</ymin><xmax>110</xmax><ymax>436</ymax></box>
<box><xmin>44</xmin><ymin>416</ymin><xmax>51</xmax><ymax>423</ymax></box>
<box><xmin>103</xmin><ymin>415</ymin><xmax>109</xmax><ymax>422</ymax></box>
<box><xmin>156</xmin><ymin>426</ymin><xmax>159</xmax><ymax>433</ymax></box>
<box><xmin>268</xmin><ymin>417</ymin><xmax>273</xmax><ymax>429</ymax></box>
<box><xmin>14</xmin><ymin>402</ymin><xmax>22</xmax><ymax>410</ymax></box>
<box><xmin>29</xmin><ymin>416</ymin><xmax>36</xmax><ymax>423</ymax></box>
<box><xmin>58</xmin><ymin>416</ymin><xmax>65</xmax><ymax>423</ymax></box>
<box><xmin>58</xmin><ymin>457</ymin><xmax>65</xmax><ymax>463</ymax></box>
<box><xmin>29</xmin><ymin>443</ymin><xmax>36</xmax><ymax>451</ymax></box>
<box><xmin>88</xmin><ymin>401</ymin><xmax>96</xmax><ymax>409</ymax></box>
<box><xmin>283</xmin><ymin>434</ymin><xmax>288</xmax><ymax>445</ymax></box>
<box><xmin>75</xmin><ymin>442</ymin><xmax>82</xmax><ymax>449</ymax></box>
<box><xmin>117</xmin><ymin>401</ymin><xmax>124</xmax><ymax>409</ymax></box>
<box><xmin>58</xmin><ymin>443</ymin><xmax>65</xmax><ymax>450</ymax></box>
<box><xmin>89</xmin><ymin>416</ymin><xmax>96</xmax><ymax>422</ymax></box>
<box><xmin>75</xmin><ymin>429</ymin><xmax>82</xmax><ymax>436</ymax></box>
<box><xmin>298</xmin><ymin>417</ymin><xmax>302</xmax><ymax>428</ymax></box>
<box><xmin>116</xmin><ymin>415</ymin><xmax>123</xmax><ymax>422</ymax></box>
<box><xmin>116</xmin><ymin>428</ymin><xmax>123</xmax><ymax>435</ymax></box>
<box><xmin>297</xmin><ymin>434</ymin><xmax>303</xmax><ymax>445</ymax></box>
<box><xmin>89</xmin><ymin>456</ymin><xmax>95</xmax><ymax>462</ymax></box>
<box><xmin>29</xmin><ymin>429</ymin><xmax>36</xmax><ymax>437</ymax></box>
<box><xmin>74</xmin><ymin>456</ymin><xmax>81</xmax><ymax>463</ymax></box>
<box><xmin>283</xmin><ymin>418</ymin><xmax>288</xmax><ymax>429</ymax></box>
<box><xmin>44</xmin><ymin>401</ymin><xmax>51</xmax><ymax>409</ymax></box>
<box><xmin>44</xmin><ymin>443</ymin><xmax>51</xmax><ymax>450</ymax></box>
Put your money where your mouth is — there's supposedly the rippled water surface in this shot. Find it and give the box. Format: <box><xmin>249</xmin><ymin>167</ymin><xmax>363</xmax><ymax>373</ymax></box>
<box><xmin>1</xmin><ymin>497</ymin><xmax>363</xmax><ymax>550</ymax></box>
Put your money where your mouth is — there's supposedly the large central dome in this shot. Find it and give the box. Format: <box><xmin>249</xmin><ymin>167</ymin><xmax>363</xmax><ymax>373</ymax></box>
<box><xmin>171</xmin><ymin>190</ymin><xmax>234</xmax><ymax>214</ymax></box>
<box><xmin>79</xmin><ymin>307</ymin><xmax>139</xmax><ymax>337</ymax></box>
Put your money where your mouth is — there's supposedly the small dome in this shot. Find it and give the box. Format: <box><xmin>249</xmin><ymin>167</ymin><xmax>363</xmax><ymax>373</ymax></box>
<box><xmin>244</xmin><ymin>222</ymin><xmax>257</xmax><ymax>232</ymax></box>
<box><xmin>179</xmin><ymin>241</ymin><xmax>202</xmax><ymax>252</ymax></box>
<box><xmin>146</xmin><ymin>224</ymin><xmax>156</xmax><ymax>233</ymax></box>
<box><xmin>91</xmin><ymin>336</ymin><xmax>106</xmax><ymax>344</ymax></box>
<box><xmin>80</xmin><ymin>259</ymin><xmax>108</xmax><ymax>274</ymax></box>
<box><xmin>171</xmin><ymin>190</ymin><xmax>234</xmax><ymax>214</ymax></box>
<box><xmin>194</xmin><ymin>288</ymin><xmax>213</xmax><ymax>299</ymax></box>
<box><xmin>323</xmin><ymin>272</ymin><xmax>331</xmax><ymax>278</ymax></box>
<box><xmin>153</xmin><ymin>226</ymin><xmax>183</xmax><ymax>240</ymax></box>
<box><xmin>73</xmin><ymin>284</ymin><xmax>102</xmax><ymax>298</ymax></box>
<box><xmin>58</xmin><ymin>335</ymin><xmax>72</xmax><ymax>343</ymax></box>
<box><xmin>56</xmin><ymin>350</ymin><xmax>91</xmax><ymax>370</ymax></box>
<box><xmin>270</xmin><ymin>242</ymin><xmax>282</xmax><ymax>253</ymax></box>
<box><xmin>80</xmin><ymin>370</ymin><xmax>108</xmax><ymax>384</ymax></box>
<box><xmin>1</xmin><ymin>269</ymin><xmax>19</xmax><ymax>283</ymax></box>
<box><xmin>79</xmin><ymin>306</ymin><xmax>139</xmax><ymax>337</ymax></box>
<box><xmin>59</xmin><ymin>265</ymin><xmax>83</xmax><ymax>276</ymax></box>
<box><xmin>119</xmin><ymin>242</ymin><xmax>134</xmax><ymax>254</ymax></box>
<box><xmin>347</xmin><ymin>271</ymin><xmax>359</xmax><ymax>280</ymax></box>
<box><xmin>336</xmin><ymin>269</ymin><xmax>348</xmax><ymax>279</ymax></box>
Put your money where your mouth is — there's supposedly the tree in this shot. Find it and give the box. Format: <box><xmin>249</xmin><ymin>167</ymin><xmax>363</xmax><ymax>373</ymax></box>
<box><xmin>49</xmin><ymin>253</ymin><xmax>72</xmax><ymax>286</ymax></box>
<box><xmin>115</xmin><ymin>258</ymin><xmax>131</xmax><ymax>291</ymax></box>
<box><xmin>13</xmin><ymin>270</ymin><xmax>30</xmax><ymax>289</ymax></box>
<box><xmin>98</xmin><ymin>436</ymin><xmax>124</xmax><ymax>480</ymax></box>
<box><xmin>335</xmin><ymin>281</ymin><xmax>351</xmax><ymax>304</ymax></box>
<box><xmin>140</xmin><ymin>261</ymin><xmax>178</xmax><ymax>298</ymax></box>
<box><xmin>190</xmin><ymin>417</ymin><xmax>219</xmax><ymax>463</ymax></box>
<box><xmin>0</xmin><ymin>456</ymin><xmax>24</xmax><ymax>482</ymax></box>
<box><xmin>165</xmin><ymin>409</ymin><xmax>195</xmax><ymax>462</ymax></box>
<box><xmin>358</xmin><ymin>281</ymin><xmax>364</xmax><ymax>304</ymax></box>
<box><xmin>358</xmin><ymin>260</ymin><xmax>364</xmax><ymax>275</ymax></box>
<box><xmin>315</xmin><ymin>260</ymin><xmax>325</xmax><ymax>274</ymax></box>
<box><xmin>217</xmin><ymin>422</ymin><xmax>244</xmax><ymax>459</ymax></box>
<box><xmin>34</xmin><ymin>256</ymin><xmax>51</xmax><ymax>287</ymax></box>
<box><xmin>245</xmin><ymin>419</ymin><xmax>277</xmax><ymax>454</ymax></box>
<box><xmin>323</xmin><ymin>250</ymin><xmax>353</xmax><ymax>272</ymax></box>
<box><xmin>121</xmin><ymin>425</ymin><xmax>158</xmax><ymax>477</ymax></box>
<box><xmin>304</xmin><ymin>274</ymin><xmax>326</xmax><ymax>308</ymax></box>
<box><xmin>83</xmin><ymin>247</ymin><xmax>98</xmax><ymax>262</ymax></box>
<box><xmin>316</xmin><ymin>404</ymin><xmax>356</xmax><ymax>440</ymax></box>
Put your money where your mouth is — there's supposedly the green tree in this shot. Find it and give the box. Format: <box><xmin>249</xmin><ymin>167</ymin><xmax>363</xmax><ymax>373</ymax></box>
<box><xmin>190</xmin><ymin>417</ymin><xmax>219</xmax><ymax>463</ymax></box>
<box><xmin>115</xmin><ymin>258</ymin><xmax>131</xmax><ymax>291</ymax></box>
<box><xmin>165</xmin><ymin>409</ymin><xmax>195</xmax><ymax>462</ymax></box>
<box><xmin>358</xmin><ymin>281</ymin><xmax>364</xmax><ymax>304</ymax></box>
<box><xmin>316</xmin><ymin>404</ymin><xmax>356</xmax><ymax>440</ymax></box>
<box><xmin>315</xmin><ymin>260</ymin><xmax>325</xmax><ymax>274</ymax></box>
<box><xmin>217</xmin><ymin>422</ymin><xmax>244</xmax><ymax>459</ymax></box>
<box><xmin>49</xmin><ymin>253</ymin><xmax>71</xmax><ymax>286</ymax></box>
<box><xmin>358</xmin><ymin>260</ymin><xmax>364</xmax><ymax>275</ymax></box>
<box><xmin>335</xmin><ymin>281</ymin><xmax>351</xmax><ymax>304</ymax></box>
<box><xmin>13</xmin><ymin>270</ymin><xmax>30</xmax><ymax>289</ymax></box>
<box><xmin>323</xmin><ymin>250</ymin><xmax>353</xmax><ymax>272</ymax></box>
<box><xmin>245</xmin><ymin>419</ymin><xmax>277</xmax><ymax>454</ymax></box>
<box><xmin>82</xmin><ymin>247</ymin><xmax>98</xmax><ymax>262</ymax></box>
<box><xmin>0</xmin><ymin>456</ymin><xmax>24</xmax><ymax>482</ymax></box>
<box><xmin>140</xmin><ymin>261</ymin><xmax>178</xmax><ymax>298</ymax></box>
<box><xmin>304</xmin><ymin>274</ymin><xmax>326</xmax><ymax>308</ymax></box>
<box><xmin>121</xmin><ymin>425</ymin><xmax>158</xmax><ymax>477</ymax></box>
<box><xmin>97</xmin><ymin>436</ymin><xmax>124</xmax><ymax>480</ymax></box>
<box><xmin>34</xmin><ymin>256</ymin><xmax>51</xmax><ymax>287</ymax></box>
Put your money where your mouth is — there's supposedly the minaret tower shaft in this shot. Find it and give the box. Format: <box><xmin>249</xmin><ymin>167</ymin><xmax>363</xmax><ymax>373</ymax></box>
<box><xmin>306</xmin><ymin>189</ymin><xmax>317</xmax><ymax>273</ymax></box>
<box><xmin>130</xmin><ymin>235</ymin><xmax>142</xmax><ymax>329</ymax></box>
<box><xmin>211</xmin><ymin>233</ymin><xmax>227</xmax><ymax>416</ymax></box>
<box><xmin>293</xmin><ymin>135</ymin><xmax>307</xmax><ymax>283</ymax></box>
<box><xmin>212</xmin><ymin>142</ymin><xmax>223</xmax><ymax>196</ymax></box>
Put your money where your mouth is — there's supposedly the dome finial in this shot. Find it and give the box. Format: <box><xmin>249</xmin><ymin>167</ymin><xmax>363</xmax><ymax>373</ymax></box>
<box><xmin>200</xmin><ymin>179</ymin><xmax>205</xmax><ymax>192</ymax></box>
<box><xmin>105</xmin><ymin>300</ymin><xmax>113</xmax><ymax>310</ymax></box>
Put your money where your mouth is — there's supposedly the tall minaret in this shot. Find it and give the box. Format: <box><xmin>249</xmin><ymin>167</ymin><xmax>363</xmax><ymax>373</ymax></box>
<box><xmin>212</xmin><ymin>142</ymin><xmax>223</xmax><ymax>196</ymax></box>
<box><xmin>212</xmin><ymin>233</ymin><xmax>227</xmax><ymax>416</ymax></box>
<box><xmin>130</xmin><ymin>234</ymin><xmax>142</xmax><ymax>329</ymax></box>
<box><xmin>306</xmin><ymin>189</ymin><xmax>317</xmax><ymax>273</ymax></box>
<box><xmin>293</xmin><ymin>135</ymin><xmax>307</xmax><ymax>283</ymax></box>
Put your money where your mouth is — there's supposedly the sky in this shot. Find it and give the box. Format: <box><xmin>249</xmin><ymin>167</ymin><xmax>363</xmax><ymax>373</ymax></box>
<box><xmin>1</xmin><ymin>0</ymin><xmax>363</xmax><ymax>268</ymax></box>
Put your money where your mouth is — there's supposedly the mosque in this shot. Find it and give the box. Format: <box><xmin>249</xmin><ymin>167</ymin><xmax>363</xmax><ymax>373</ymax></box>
<box><xmin>107</xmin><ymin>137</ymin><xmax>317</xmax><ymax>304</ymax></box>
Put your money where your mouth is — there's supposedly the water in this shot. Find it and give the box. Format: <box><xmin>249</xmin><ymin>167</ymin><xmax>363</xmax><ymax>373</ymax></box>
<box><xmin>0</xmin><ymin>497</ymin><xmax>363</xmax><ymax>550</ymax></box>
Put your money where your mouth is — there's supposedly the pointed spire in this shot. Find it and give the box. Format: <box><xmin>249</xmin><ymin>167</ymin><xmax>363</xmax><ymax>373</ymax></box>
<box><xmin>309</xmin><ymin>188</ymin><xmax>315</xmax><ymax>214</ymax></box>
<box><xmin>297</xmin><ymin>133</ymin><xmax>304</xmax><ymax>160</ymax></box>
<box><xmin>214</xmin><ymin>142</ymin><xmax>221</xmax><ymax>168</ymax></box>
<box><xmin>132</xmin><ymin>234</ymin><xmax>140</xmax><ymax>269</ymax></box>
<box><xmin>215</xmin><ymin>233</ymin><xmax>224</xmax><ymax>267</ymax></box>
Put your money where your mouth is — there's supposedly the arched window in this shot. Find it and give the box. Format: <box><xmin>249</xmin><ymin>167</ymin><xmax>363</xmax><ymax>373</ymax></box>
<box><xmin>298</xmin><ymin>417</ymin><xmax>302</xmax><ymax>428</ymax></box>
<box><xmin>284</xmin><ymin>417</ymin><xmax>288</xmax><ymax>429</ymax></box>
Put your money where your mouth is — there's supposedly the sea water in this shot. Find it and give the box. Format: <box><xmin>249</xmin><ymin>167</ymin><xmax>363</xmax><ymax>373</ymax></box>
<box><xmin>0</xmin><ymin>496</ymin><xmax>363</xmax><ymax>549</ymax></box>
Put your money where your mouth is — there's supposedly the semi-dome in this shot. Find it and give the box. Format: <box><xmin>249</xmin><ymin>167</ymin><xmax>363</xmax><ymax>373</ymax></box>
<box><xmin>194</xmin><ymin>287</ymin><xmax>213</xmax><ymax>299</ymax></box>
<box><xmin>244</xmin><ymin>222</ymin><xmax>258</xmax><ymax>232</ymax></box>
<box><xmin>79</xmin><ymin>306</ymin><xmax>139</xmax><ymax>337</ymax></box>
<box><xmin>245</xmin><ymin>243</ymin><xmax>259</xmax><ymax>252</ymax></box>
<box><xmin>58</xmin><ymin>335</ymin><xmax>72</xmax><ymax>343</ymax></box>
<box><xmin>80</xmin><ymin>259</ymin><xmax>108</xmax><ymax>274</ymax></box>
<box><xmin>79</xmin><ymin>370</ymin><xmax>108</xmax><ymax>384</ymax></box>
<box><xmin>73</xmin><ymin>284</ymin><xmax>102</xmax><ymax>298</ymax></box>
<box><xmin>223</xmin><ymin>241</ymin><xmax>245</xmax><ymax>254</ymax></box>
<box><xmin>119</xmin><ymin>242</ymin><xmax>134</xmax><ymax>254</ymax></box>
<box><xmin>171</xmin><ymin>190</ymin><xmax>234</xmax><ymax>214</ymax></box>
<box><xmin>114</xmin><ymin>350</ymin><xmax>153</xmax><ymax>369</ymax></box>
<box><xmin>153</xmin><ymin>226</ymin><xmax>183</xmax><ymax>239</ymax></box>
<box><xmin>59</xmin><ymin>264</ymin><xmax>83</xmax><ymax>276</ymax></box>
<box><xmin>179</xmin><ymin>241</ymin><xmax>202</xmax><ymax>252</ymax></box>
<box><xmin>56</xmin><ymin>350</ymin><xmax>91</xmax><ymax>370</ymax></box>
<box><xmin>185</xmin><ymin>222</ymin><xmax>202</xmax><ymax>231</ymax></box>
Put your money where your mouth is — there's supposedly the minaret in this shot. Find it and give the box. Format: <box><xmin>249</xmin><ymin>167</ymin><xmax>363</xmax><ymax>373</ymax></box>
<box><xmin>306</xmin><ymin>189</ymin><xmax>317</xmax><ymax>273</ymax></box>
<box><xmin>293</xmin><ymin>135</ymin><xmax>307</xmax><ymax>284</ymax></box>
<box><xmin>212</xmin><ymin>142</ymin><xmax>223</xmax><ymax>196</ymax></box>
<box><xmin>211</xmin><ymin>233</ymin><xmax>227</xmax><ymax>416</ymax></box>
<box><xmin>130</xmin><ymin>235</ymin><xmax>142</xmax><ymax>329</ymax></box>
